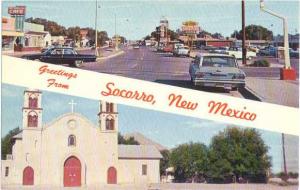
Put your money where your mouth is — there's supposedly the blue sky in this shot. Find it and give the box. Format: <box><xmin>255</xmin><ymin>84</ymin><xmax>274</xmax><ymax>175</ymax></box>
<box><xmin>2</xmin><ymin>0</ymin><xmax>299</xmax><ymax>40</ymax></box>
<box><xmin>2</xmin><ymin>84</ymin><xmax>285</xmax><ymax>173</ymax></box>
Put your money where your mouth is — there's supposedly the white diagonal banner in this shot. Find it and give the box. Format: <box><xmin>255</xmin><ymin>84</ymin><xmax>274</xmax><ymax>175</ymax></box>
<box><xmin>2</xmin><ymin>55</ymin><xmax>299</xmax><ymax>135</ymax></box>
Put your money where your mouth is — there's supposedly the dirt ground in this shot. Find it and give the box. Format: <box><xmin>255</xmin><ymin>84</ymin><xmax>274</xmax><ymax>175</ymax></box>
<box><xmin>1</xmin><ymin>183</ymin><xmax>299</xmax><ymax>190</ymax></box>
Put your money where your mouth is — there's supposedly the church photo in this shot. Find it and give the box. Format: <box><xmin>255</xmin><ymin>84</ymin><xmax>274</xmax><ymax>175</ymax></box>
<box><xmin>1</xmin><ymin>87</ymin><xmax>163</xmax><ymax>188</ymax></box>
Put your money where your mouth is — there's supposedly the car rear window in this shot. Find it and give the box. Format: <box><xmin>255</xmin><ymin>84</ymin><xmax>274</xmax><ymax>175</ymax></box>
<box><xmin>202</xmin><ymin>56</ymin><xmax>236</xmax><ymax>67</ymax></box>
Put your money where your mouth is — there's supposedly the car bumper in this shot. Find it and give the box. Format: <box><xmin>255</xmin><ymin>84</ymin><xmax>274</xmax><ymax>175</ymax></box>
<box><xmin>193</xmin><ymin>78</ymin><xmax>245</xmax><ymax>88</ymax></box>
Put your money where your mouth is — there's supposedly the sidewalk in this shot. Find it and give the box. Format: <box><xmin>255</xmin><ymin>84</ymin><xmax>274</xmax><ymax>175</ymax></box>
<box><xmin>245</xmin><ymin>77</ymin><xmax>299</xmax><ymax>107</ymax></box>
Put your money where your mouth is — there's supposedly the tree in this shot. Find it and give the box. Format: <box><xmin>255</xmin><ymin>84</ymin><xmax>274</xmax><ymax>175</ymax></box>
<box><xmin>231</xmin><ymin>25</ymin><xmax>273</xmax><ymax>40</ymax></box>
<box><xmin>87</xmin><ymin>30</ymin><xmax>109</xmax><ymax>47</ymax></box>
<box><xmin>66</xmin><ymin>26</ymin><xmax>81</xmax><ymax>42</ymax></box>
<box><xmin>146</xmin><ymin>27</ymin><xmax>179</xmax><ymax>42</ymax></box>
<box><xmin>211</xmin><ymin>32</ymin><xmax>224</xmax><ymax>39</ymax></box>
<box><xmin>118</xmin><ymin>133</ymin><xmax>139</xmax><ymax>145</ymax></box>
<box><xmin>170</xmin><ymin>142</ymin><xmax>208</xmax><ymax>182</ymax></box>
<box><xmin>1</xmin><ymin>127</ymin><xmax>20</xmax><ymax>159</ymax></box>
<box><xmin>207</xmin><ymin>127</ymin><xmax>271</xmax><ymax>183</ymax></box>
<box><xmin>160</xmin><ymin>150</ymin><xmax>170</xmax><ymax>175</ymax></box>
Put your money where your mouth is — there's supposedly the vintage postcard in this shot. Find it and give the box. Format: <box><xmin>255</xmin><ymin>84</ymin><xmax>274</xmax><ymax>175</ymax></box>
<box><xmin>1</xmin><ymin>0</ymin><xmax>299</xmax><ymax>190</ymax></box>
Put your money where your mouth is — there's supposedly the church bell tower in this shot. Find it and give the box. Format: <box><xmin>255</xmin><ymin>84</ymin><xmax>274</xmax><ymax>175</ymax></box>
<box><xmin>22</xmin><ymin>89</ymin><xmax>43</xmax><ymax>130</ymax></box>
<box><xmin>98</xmin><ymin>101</ymin><xmax>118</xmax><ymax>132</ymax></box>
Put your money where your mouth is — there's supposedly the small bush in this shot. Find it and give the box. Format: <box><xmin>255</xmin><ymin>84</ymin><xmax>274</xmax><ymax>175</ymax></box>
<box><xmin>249</xmin><ymin>59</ymin><xmax>270</xmax><ymax>67</ymax></box>
<box><xmin>288</xmin><ymin>172</ymin><xmax>299</xmax><ymax>179</ymax></box>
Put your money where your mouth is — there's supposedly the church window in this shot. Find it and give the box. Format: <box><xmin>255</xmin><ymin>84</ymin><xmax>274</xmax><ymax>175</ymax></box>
<box><xmin>142</xmin><ymin>164</ymin><xmax>147</xmax><ymax>175</ymax></box>
<box><xmin>68</xmin><ymin>135</ymin><xmax>76</xmax><ymax>146</ymax></box>
<box><xmin>105</xmin><ymin>118</ymin><xmax>115</xmax><ymax>130</ymax></box>
<box><xmin>27</xmin><ymin>111</ymin><xmax>38</xmax><ymax>127</ymax></box>
<box><xmin>106</xmin><ymin>103</ymin><xmax>114</xmax><ymax>113</ymax></box>
<box><xmin>5</xmin><ymin>167</ymin><xmax>9</xmax><ymax>177</ymax></box>
<box><xmin>29</xmin><ymin>95</ymin><xmax>38</xmax><ymax>108</ymax></box>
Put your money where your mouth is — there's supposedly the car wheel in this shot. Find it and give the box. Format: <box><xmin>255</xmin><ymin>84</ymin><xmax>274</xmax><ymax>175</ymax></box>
<box><xmin>232</xmin><ymin>87</ymin><xmax>238</xmax><ymax>91</ymax></box>
<box><xmin>73</xmin><ymin>60</ymin><xmax>83</xmax><ymax>68</ymax></box>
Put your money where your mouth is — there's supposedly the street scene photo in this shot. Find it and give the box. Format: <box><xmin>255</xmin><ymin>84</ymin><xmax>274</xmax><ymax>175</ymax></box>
<box><xmin>1</xmin><ymin>0</ymin><xmax>299</xmax><ymax>189</ymax></box>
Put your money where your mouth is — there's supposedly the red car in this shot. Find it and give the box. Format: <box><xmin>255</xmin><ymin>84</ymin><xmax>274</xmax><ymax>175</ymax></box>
<box><xmin>163</xmin><ymin>45</ymin><xmax>173</xmax><ymax>53</ymax></box>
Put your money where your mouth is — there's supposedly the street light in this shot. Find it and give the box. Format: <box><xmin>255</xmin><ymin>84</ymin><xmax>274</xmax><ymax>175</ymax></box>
<box><xmin>260</xmin><ymin>0</ymin><xmax>296</xmax><ymax>80</ymax></box>
<box><xmin>95</xmin><ymin>0</ymin><xmax>100</xmax><ymax>57</ymax></box>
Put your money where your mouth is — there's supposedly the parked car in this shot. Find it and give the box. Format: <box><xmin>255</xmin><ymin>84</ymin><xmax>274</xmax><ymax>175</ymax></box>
<box><xmin>209</xmin><ymin>46</ymin><xmax>229</xmax><ymax>54</ymax></box>
<box><xmin>41</xmin><ymin>45</ymin><xmax>62</xmax><ymax>53</ymax></box>
<box><xmin>173</xmin><ymin>46</ymin><xmax>190</xmax><ymax>57</ymax></box>
<box><xmin>226</xmin><ymin>47</ymin><xmax>257</xmax><ymax>60</ymax></box>
<box><xmin>290</xmin><ymin>48</ymin><xmax>299</xmax><ymax>58</ymax></box>
<box><xmin>173</xmin><ymin>43</ymin><xmax>184</xmax><ymax>50</ymax></box>
<box><xmin>258</xmin><ymin>46</ymin><xmax>277</xmax><ymax>56</ymax></box>
<box><xmin>189</xmin><ymin>53</ymin><xmax>246</xmax><ymax>91</ymax></box>
<box><xmin>133</xmin><ymin>44</ymin><xmax>140</xmax><ymax>49</ymax></box>
<box><xmin>22</xmin><ymin>47</ymin><xmax>96</xmax><ymax>67</ymax></box>
<box><xmin>163</xmin><ymin>45</ymin><xmax>173</xmax><ymax>53</ymax></box>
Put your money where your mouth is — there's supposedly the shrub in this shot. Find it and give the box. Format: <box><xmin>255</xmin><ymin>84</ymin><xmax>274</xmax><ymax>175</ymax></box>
<box><xmin>250</xmin><ymin>59</ymin><xmax>270</xmax><ymax>67</ymax></box>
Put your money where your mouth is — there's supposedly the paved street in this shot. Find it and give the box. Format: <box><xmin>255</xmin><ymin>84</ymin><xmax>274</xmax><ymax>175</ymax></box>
<box><xmin>81</xmin><ymin>46</ymin><xmax>299</xmax><ymax>99</ymax></box>
<box><xmin>2</xmin><ymin>183</ymin><xmax>298</xmax><ymax>190</ymax></box>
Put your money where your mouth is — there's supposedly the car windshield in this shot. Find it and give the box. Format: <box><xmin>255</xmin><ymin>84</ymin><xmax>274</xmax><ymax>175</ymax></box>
<box><xmin>202</xmin><ymin>56</ymin><xmax>236</xmax><ymax>67</ymax></box>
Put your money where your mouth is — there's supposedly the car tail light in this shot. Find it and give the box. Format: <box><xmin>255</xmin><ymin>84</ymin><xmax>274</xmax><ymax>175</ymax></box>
<box><xmin>196</xmin><ymin>72</ymin><xmax>205</xmax><ymax>78</ymax></box>
<box><xmin>233</xmin><ymin>73</ymin><xmax>245</xmax><ymax>79</ymax></box>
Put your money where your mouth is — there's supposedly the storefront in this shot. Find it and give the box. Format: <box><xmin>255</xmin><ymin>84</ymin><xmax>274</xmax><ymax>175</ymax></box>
<box><xmin>23</xmin><ymin>22</ymin><xmax>47</xmax><ymax>51</ymax></box>
<box><xmin>2</xmin><ymin>17</ymin><xmax>24</xmax><ymax>52</ymax></box>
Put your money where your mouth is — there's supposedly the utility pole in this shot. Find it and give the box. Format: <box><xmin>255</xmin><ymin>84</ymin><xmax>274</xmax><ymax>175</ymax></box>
<box><xmin>281</xmin><ymin>133</ymin><xmax>288</xmax><ymax>180</ymax></box>
<box><xmin>95</xmin><ymin>0</ymin><xmax>99</xmax><ymax>57</ymax></box>
<box><xmin>242</xmin><ymin>0</ymin><xmax>246</xmax><ymax>65</ymax></box>
<box><xmin>260</xmin><ymin>0</ymin><xmax>296</xmax><ymax>80</ymax></box>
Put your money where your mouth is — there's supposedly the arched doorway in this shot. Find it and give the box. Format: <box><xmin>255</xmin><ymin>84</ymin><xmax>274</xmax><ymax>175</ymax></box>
<box><xmin>63</xmin><ymin>156</ymin><xmax>81</xmax><ymax>187</ymax></box>
<box><xmin>23</xmin><ymin>166</ymin><xmax>34</xmax><ymax>185</ymax></box>
<box><xmin>107</xmin><ymin>167</ymin><xmax>117</xmax><ymax>184</ymax></box>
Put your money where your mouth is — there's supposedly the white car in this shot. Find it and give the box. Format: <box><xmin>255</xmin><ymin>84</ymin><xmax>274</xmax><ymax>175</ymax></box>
<box><xmin>189</xmin><ymin>53</ymin><xmax>246</xmax><ymax>91</ymax></box>
<box><xmin>173</xmin><ymin>46</ymin><xmax>190</xmax><ymax>57</ymax></box>
<box><xmin>226</xmin><ymin>47</ymin><xmax>257</xmax><ymax>60</ymax></box>
<box><xmin>133</xmin><ymin>44</ymin><xmax>140</xmax><ymax>49</ymax></box>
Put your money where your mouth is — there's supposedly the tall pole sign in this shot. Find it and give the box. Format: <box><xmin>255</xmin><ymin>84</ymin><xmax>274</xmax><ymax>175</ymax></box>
<box><xmin>242</xmin><ymin>0</ymin><xmax>246</xmax><ymax>65</ymax></box>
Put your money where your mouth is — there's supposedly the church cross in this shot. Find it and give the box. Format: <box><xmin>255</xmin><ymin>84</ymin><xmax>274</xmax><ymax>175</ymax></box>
<box><xmin>68</xmin><ymin>100</ymin><xmax>77</xmax><ymax>113</ymax></box>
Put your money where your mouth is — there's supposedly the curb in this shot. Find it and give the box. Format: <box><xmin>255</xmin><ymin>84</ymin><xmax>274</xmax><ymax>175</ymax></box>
<box><xmin>238</xmin><ymin>86</ymin><xmax>263</xmax><ymax>102</ymax></box>
<box><xmin>96</xmin><ymin>50</ymin><xmax>124</xmax><ymax>61</ymax></box>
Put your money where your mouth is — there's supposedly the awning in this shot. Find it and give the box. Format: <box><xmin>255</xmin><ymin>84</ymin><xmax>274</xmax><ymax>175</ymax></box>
<box><xmin>2</xmin><ymin>30</ymin><xmax>24</xmax><ymax>37</ymax></box>
<box><xmin>25</xmin><ymin>31</ymin><xmax>47</xmax><ymax>35</ymax></box>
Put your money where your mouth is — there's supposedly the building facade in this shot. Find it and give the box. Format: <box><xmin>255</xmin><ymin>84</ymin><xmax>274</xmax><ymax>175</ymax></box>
<box><xmin>1</xmin><ymin>89</ymin><xmax>162</xmax><ymax>188</ymax></box>
<box><xmin>2</xmin><ymin>17</ymin><xmax>24</xmax><ymax>52</ymax></box>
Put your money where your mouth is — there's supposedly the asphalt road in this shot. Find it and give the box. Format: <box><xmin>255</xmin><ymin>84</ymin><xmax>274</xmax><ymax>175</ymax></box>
<box><xmin>83</xmin><ymin>46</ymin><xmax>242</xmax><ymax>96</ymax></box>
<box><xmin>82</xmin><ymin>46</ymin><xmax>298</xmax><ymax>97</ymax></box>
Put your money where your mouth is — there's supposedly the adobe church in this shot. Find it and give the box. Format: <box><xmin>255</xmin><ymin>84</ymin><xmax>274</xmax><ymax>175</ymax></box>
<box><xmin>1</xmin><ymin>89</ymin><xmax>162</xmax><ymax>187</ymax></box>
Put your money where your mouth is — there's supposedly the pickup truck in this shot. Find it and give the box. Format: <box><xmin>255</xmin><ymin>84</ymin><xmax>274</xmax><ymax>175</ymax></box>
<box><xmin>21</xmin><ymin>47</ymin><xmax>96</xmax><ymax>67</ymax></box>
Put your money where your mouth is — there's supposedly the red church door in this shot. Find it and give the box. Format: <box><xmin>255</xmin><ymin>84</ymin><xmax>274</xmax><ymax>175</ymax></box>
<box><xmin>23</xmin><ymin>166</ymin><xmax>34</xmax><ymax>185</ymax></box>
<box><xmin>107</xmin><ymin>167</ymin><xmax>117</xmax><ymax>184</ymax></box>
<box><xmin>63</xmin><ymin>156</ymin><xmax>81</xmax><ymax>187</ymax></box>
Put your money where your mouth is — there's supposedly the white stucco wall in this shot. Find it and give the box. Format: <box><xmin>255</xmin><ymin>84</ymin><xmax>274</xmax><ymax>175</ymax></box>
<box><xmin>118</xmin><ymin>159</ymin><xmax>160</xmax><ymax>184</ymax></box>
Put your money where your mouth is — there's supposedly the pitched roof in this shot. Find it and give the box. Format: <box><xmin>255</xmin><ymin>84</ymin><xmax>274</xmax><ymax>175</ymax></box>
<box><xmin>124</xmin><ymin>132</ymin><xmax>167</xmax><ymax>151</ymax></box>
<box><xmin>13</xmin><ymin>132</ymin><xmax>22</xmax><ymax>139</ymax></box>
<box><xmin>118</xmin><ymin>145</ymin><xmax>162</xmax><ymax>159</ymax></box>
